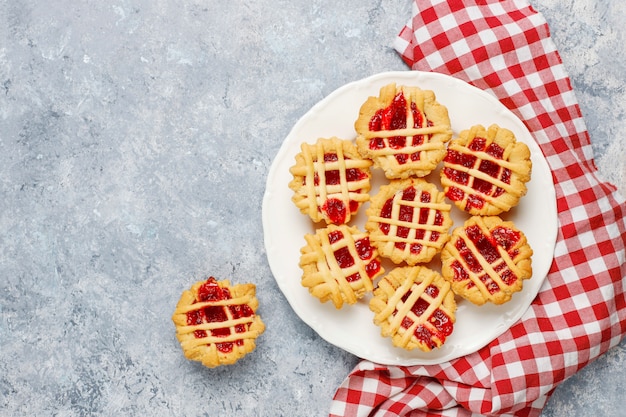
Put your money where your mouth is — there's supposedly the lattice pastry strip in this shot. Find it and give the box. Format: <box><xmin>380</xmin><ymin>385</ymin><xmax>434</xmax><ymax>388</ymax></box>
<box><xmin>441</xmin><ymin>216</ymin><xmax>533</xmax><ymax>305</ymax></box>
<box><xmin>355</xmin><ymin>83</ymin><xmax>452</xmax><ymax>179</ymax></box>
<box><xmin>289</xmin><ymin>137</ymin><xmax>372</xmax><ymax>224</ymax></box>
<box><xmin>299</xmin><ymin>224</ymin><xmax>384</xmax><ymax>309</ymax></box>
<box><xmin>370</xmin><ymin>266</ymin><xmax>456</xmax><ymax>352</ymax></box>
<box><xmin>441</xmin><ymin>124</ymin><xmax>532</xmax><ymax>215</ymax></box>
<box><xmin>366</xmin><ymin>178</ymin><xmax>453</xmax><ymax>265</ymax></box>
<box><xmin>172</xmin><ymin>277</ymin><xmax>265</xmax><ymax>368</ymax></box>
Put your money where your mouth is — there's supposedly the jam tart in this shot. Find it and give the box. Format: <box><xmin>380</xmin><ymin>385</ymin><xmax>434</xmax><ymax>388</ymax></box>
<box><xmin>355</xmin><ymin>83</ymin><xmax>452</xmax><ymax>179</ymax></box>
<box><xmin>172</xmin><ymin>277</ymin><xmax>265</xmax><ymax>368</ymax></box>
<box><xmin>299</xmin><ymin>224</ymin><xmax>384</xmax><ymax>309</ymax></box>
<box><xmin>366</xmin><ymin>178</ymin><xmax>453</xmax><ymax>265</ymax></box>
<box><xmin>370</xmin><ymin>266</ymin><xmax>456</xmax><ymax>352</ymax></box>
<box><xmin>440</xmin><ymin>124</ymin><xmax>532</xmax><ymax>215</ymax></box>
<box><xmin>441</xmin><ymin>216</ymin><xmax>533</xmax><ymax>306</ymax></box>
<box><xmin>289</xmin><ymin>137</ymin><xmax>372</xmax><ymax>225</ymax></box>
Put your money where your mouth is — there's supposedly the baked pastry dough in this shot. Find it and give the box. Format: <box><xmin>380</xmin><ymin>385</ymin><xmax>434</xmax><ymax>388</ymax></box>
<box><xmin>440</xmin><ymin>124</ymin><xmax>532</xmax><ymax>215</ymax></box>
<box><xmin>366</xmin><ymin>178</ymin><xmax>453</xmax><ymax>265</ymax></box>
<box><xmin>355</xmin><ymin>83</ymin><xmax>452</xmax><ymax>179</ymax></box>
<box><xmin>172</xmin><ymin>277</ymin><xmax>265</xmax><ymax>368</ymax></box>
<box><xmin>289</xmin><ymin>137</ymin><xmax>372</xmax><ymax>224</ymax></box>
<box><xmin>441</xmin><ymin>216</ymin><xmax>533</xmax><ymax>305</ymax></box>
<box><xmin>370</xmin><ymin>266</ymin><xmax>456</xmax><ymax>352</ymax></box>
<box><xmin>299</xmin><ymin>224</ymin><xmax>384</xmax><ymax>309</ymax></box>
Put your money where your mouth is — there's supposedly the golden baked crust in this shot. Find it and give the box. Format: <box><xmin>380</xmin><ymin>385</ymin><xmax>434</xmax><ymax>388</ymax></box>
<box><xmin>370</xmin><ymin>266</ymin><xmax>456</xmax><ymax>352</ymax></box>
<box><xmin>440</xmin><ymin>124</ymin><xmax>532</xmax><ymax>215</ymax></box>
<box><xmin>440</xmin><ymin>216</ymin><xmax>533</xmax><ymax>305</ymax></box>
<box><xmin>299</xmin><ymin>224</ymin><xmax>384</xmax><ymax>309</ymax></box>
<box><xmin>365</xmin><ymin>178</ymin><xmax>453</xmax><ymax>265</ymax></box>
<box><xmin>172</xmin><ymin>277</ymin><xmax>265</xmax><ymax>368</ymax></box>
<box><xmin>289</xmin><ymin>137</ymin><xmax>372</xmax><ymax>224</ymax></box>
<box><xmin>355</xmin><ymin>83</ymin><xmax>452</xmax><ymax>179</ymax></box>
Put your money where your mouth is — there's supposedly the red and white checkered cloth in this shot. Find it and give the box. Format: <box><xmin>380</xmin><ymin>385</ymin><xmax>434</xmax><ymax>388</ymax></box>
<box><xmin>330</xmin><ymin>1</ymin><xmax>626</xmax><ymax>416</ymax></box>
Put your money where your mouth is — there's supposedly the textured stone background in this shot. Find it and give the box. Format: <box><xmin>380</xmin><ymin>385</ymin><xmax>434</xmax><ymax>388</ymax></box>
<box><xmin>1</xmin><ymin>1</ymin><xmax>624</xmax><ymax>416</ymax></box>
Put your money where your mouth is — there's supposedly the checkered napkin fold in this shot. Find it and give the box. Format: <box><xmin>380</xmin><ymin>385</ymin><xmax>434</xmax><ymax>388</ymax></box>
<box><xmin>330</xmin><ymin>1</ymin><xmax>626</xmax><ymax>416</ymax></box>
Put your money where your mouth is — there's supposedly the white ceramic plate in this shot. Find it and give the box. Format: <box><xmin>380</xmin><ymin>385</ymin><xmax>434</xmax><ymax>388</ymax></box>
<box><xmin>262</xmin><ymin>71</ymin><xmax>557</xmax><ymax>365</ymax></box>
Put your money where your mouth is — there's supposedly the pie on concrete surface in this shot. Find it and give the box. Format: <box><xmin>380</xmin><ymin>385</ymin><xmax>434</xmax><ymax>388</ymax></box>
<box><xmin>172</xmin><ymin>277</ymin><xmax>265</xmax><ymax>368</ymax></box>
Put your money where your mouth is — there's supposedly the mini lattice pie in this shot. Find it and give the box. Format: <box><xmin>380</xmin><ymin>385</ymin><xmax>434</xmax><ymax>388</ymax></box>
<box><xmin>441</xmin><ymin>216</ymin><xmax>533</xmax><ymax>305</ymax></box>
<box><xmin>440</xmin><ymin>124</ymin><xmax>532</xmax><ymax>215</ymax></box>
<box><xmin>299</xmin><ymin>224</ymin><xmax>384</xmax><ymax>309</ymax></box>
<box><xmin>366</xmin><ymin>178</ymin><xmax>453</xmax><ymax>265</ymax></box>
<box><xmin>289</xmin><ymin>137</ymin><xmax>372</xmax><ymax>224</ymax></box>
<box><xmin>370</xmin><ymin>266</ymin><xmax>456</xmax><ymax>352</ymax></box>
<box><xmin>172</xmin><ymin>277</ymin><xmax>265</xmax><ymax>368</ymax></box>
<box><xmin>355</xmin><ymin>83</ymin><xmax>452</xmax><ymax>179</ymax></box>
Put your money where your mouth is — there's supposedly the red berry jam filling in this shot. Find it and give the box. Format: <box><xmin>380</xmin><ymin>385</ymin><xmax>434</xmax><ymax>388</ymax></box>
<box><xmin>379</xmin><ymin>187</ymin><xmax>442</xmax><ymax>254</ymax></box>
<box><xmin>443</xmin><ymin>138</ymin><xmax>511</xmax><ymax>210</ymax></box>
<box><xmin>322</xmin><ymin>198</ymin><xmax>348</xmax><ymax>224</ymax></box>
<box><xmin>491</xmin><ymin>225</ymin><xmax>521</xmax><ymax>250</ymax></box>
<box><xmin>328</xmin><ymin>230</ymin><xmax>382</xmax><ymax>281</ymax></box>
<box><xmin>186</xmin><ymin>277</ymin><xmax>254</xmax><ymax>353</ymax></box>
<box><xmin>368</xmin><ymin>91</ymin><xmax>432</xmax><ymax>165</ymax></box>
<box><xmin>465</xmin><ymin>225</ymin><xmax>500</xmax><ymax>264</ymax></box>
<box><xmin>396</xmin><ymin>286</ymin><xmax>454</xmax><ymax>349</ymax></box>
